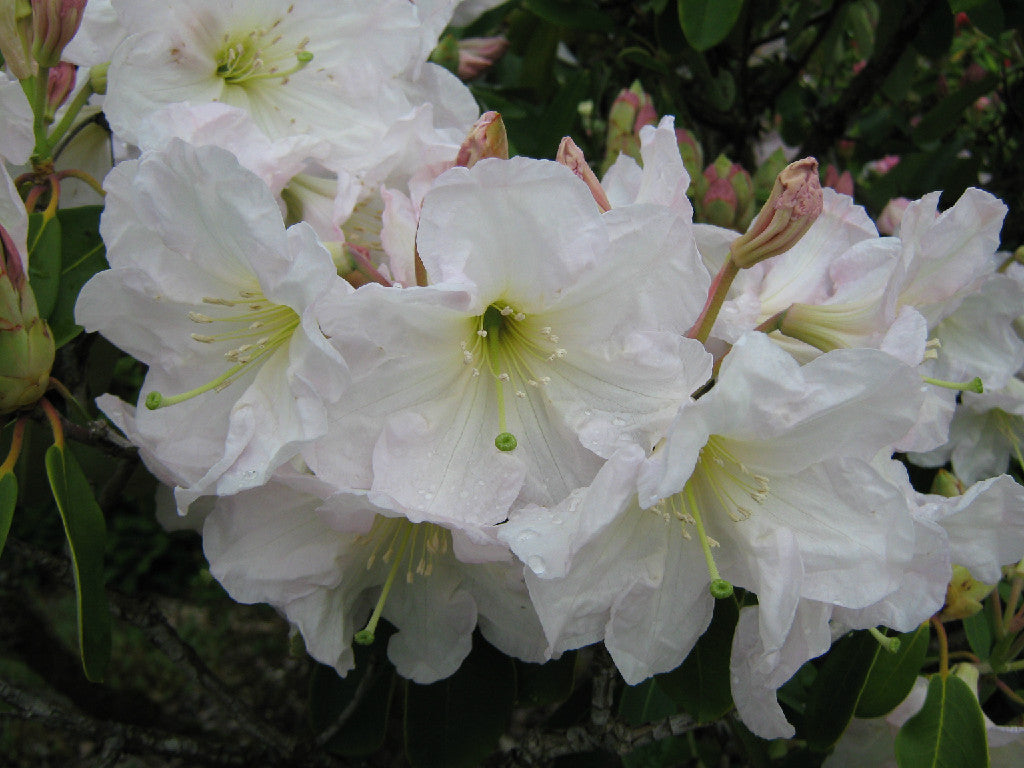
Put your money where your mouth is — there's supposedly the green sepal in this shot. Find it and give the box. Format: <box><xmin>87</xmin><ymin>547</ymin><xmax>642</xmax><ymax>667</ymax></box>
<box><xmin>44</xmin><ymin>443</ymin><xmax>111</xmax><ymax>681</ymax></box>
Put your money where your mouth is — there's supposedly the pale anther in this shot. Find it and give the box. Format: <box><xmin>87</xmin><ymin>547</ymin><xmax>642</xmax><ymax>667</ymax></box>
<box><xmin>188</xmin><ymin>312</ymin><xmax>214</xmax><ymax>323</ymax></box>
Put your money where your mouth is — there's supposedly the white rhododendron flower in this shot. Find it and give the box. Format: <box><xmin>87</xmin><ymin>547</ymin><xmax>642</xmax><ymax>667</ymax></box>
<box><xmin>102</xmin><ymin>0</ymin><xmax>475</xmax><ymax>171</ymax></box>
<box><xmin>307</xmin><ymin>156</ymin><xmax>713</xmax><ymax>526</ymax></box>
<box><xmin>504</xmin><ymin>332</ymin><xmax>928</xmax><ymax>736</ymax></box>
<box><xmin>203</xmin><ymin>474</ymin><xmax>548</xmax><ymax>683</ymax></box>
<box><xmin>75</xmin><ymin>140</ymin><xmax>350</xmax><ymax>509</ymax></box>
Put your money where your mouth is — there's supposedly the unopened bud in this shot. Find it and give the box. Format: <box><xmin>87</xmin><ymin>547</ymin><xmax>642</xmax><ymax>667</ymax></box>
<box><xmin>729</xmin><ymin>158</ymin><xmax>822</xmax><ymax>268</ymax></box>
<box><xmin>1</xmin><ymin>223</ymin><xmax>55</xmax><ymax>414</ymax></box>
<box><xmin>602</xmin><ymin>81</ymin><xmax>655</xmax><ymax>171</ymax></box>
<box><xmin>88</xmin><ymin>60</ymin><xmax>107</xmax><ymax>95</ymax></box>
<box><xmin>557</xmin><ymin>137</ymin><xmax>611</xmax><ymax>212</ymax></box>
<box><xmin>428</xmin><ymin>33</ymin><xmax>460</xmax><ymax>75</ymax></box>
<box><xmin>675</xmin><ymin>126</ymin><xmax>703</xmax><ymax>192</ymax></box>
<box><xmin>701</xmin><ymin>177</ymin><xmax>737</xmax><ymax>228</ymax></box>
<box><xmin>45</xmin><ymin>60</ymin><xmax>75</xmax><ymax>119</ymax></box>
<box><xmin>822</xmin><ymin>164</ymin><xmax>854</xmax><ymax>196</ymax></box>
<box><xmin>938</xmin><ymin>564</ymin><xmax>995</xmax><ymax>622</ymax></box>
<box><xmin>929</xmin><ymin>468</ymin><xmax>964</xmax><ymax>498</ymax></box>
<box><xmin>456</xmin><ymin>35</ymin><xmax>508</xmax><ymax>81</ymax></box>
<box><xmin>455</xmin><ymin>111</ymin><xmax>508</xmax><ymax>168</ymax></box>
<box><xmin>877</xmin><ymin>197</ymin><xmax>910</xmax><ymax>236</ymax></box>
<box><xmin>31</xmin><ymin>0</ymin><xmax>87</xmax><ymax>68</ymax></box>
<box><xmin>0</xmin><ymin>0</ymin><xmax>35</xmax><ymax>79</ymax></box>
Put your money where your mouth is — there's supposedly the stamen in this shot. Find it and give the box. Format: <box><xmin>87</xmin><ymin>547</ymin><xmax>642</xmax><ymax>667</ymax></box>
<box><xmin>868</xmin><ymin>626</ymin><xmax>901</xmax><ymax>653</ymax></box>
<box><xmin>355</xmin><ymin>524</ymin><xmax>413</xmax><ymax>645</ymax></box>
<box><xmin>685</xmin><ymin>484</ymin><xmax>733</xmax><ymax>599</ymax></box>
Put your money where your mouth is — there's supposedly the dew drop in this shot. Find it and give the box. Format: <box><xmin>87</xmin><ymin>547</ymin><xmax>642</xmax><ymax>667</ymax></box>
<box><xmin>527</xmin><ymin>555</ymin><xmax>547</xmax><ymax>575</ymax></box>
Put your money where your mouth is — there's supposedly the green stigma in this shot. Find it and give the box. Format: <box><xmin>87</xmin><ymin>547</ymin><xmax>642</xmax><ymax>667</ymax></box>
<box><xmin>710</xmin><ymin>579</ymin><xmax>734</xmax><ymax>599</ymax></box>
<box><xmin>868</xmin><ymin>626</ymin><xmax>901</xmax><ymax>653</ymax></box>
<box><xmin>145</xmin><ymin>392</ymin><xmax>163</xmax><ymax>410</ymax></box>
<box><xmin>921</xmin><ymin>375</ymin><xmax>984</xmax><ymax>393</ymax></box>
<box><xmin>495</xmin><ymin>432</ymin><xmax>517</xmax><ymax>452</ymax></box>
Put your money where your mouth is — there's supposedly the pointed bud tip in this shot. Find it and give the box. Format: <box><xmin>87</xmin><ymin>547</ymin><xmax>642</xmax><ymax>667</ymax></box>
<box><xmin>456</xmin><ymin>111</ymin><xmax>509</xmax><ymax>168</ymax></box>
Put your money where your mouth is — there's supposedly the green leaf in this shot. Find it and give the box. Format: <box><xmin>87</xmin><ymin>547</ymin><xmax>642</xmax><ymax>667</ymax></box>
<box><xmin>44</xmin><ymin>443</ymin><xmax>110</xmax><ymax>681</ymax></box>
<box><xmin>515</xmin><ymin>651</ymin><xmax>577</xmax><ymax>706</ymax></box>
<box><xmin>623</xmin><ymin>734</ymin><xmax>695</xmax><ymax>768</ymax></box>
<box><xmin>619</xmin><ymin>676</ymin><xmax>680</xmax><ymax>727</ymax></box>
<box><xmin>0</xmin><ymin>472</ymin><xmax>15</xmax><ymax>560</ymax></box>
<box><xmin>26</xmin><ymin>212</ymin><xmax>62</xmax><ymax>320</ymax></box>
<box><xmin>677</xmin><ymin>0</ymin><xmax>744</xmax><ymax>51</ymax></box>
<box><xmin>521</xmin><ymin>0</ymin><xmax>615</xmax><ymax>31</ymax></box>
<box><xmin>799</xmin><ymin>630</ymin><xmax>879</xmax><ymax>751</ymax></box>
<box><xmin>49</xmin><ymin>206</ymin><xmax>108</xmax><ymax>348</ymax></box>
<box><xmin>962</xmin><ymin>610</ymin><xmax>992</xmax><ymax>661</ymax></box>
<box><xmin>947</xmin><ymin>0</ymin><xmax>987</xmax><ymax>12</ymax></box>
<box><xmin>403</xmin><ymin>636</ymin><xmax>516</xmax><ymax>768</ymax></box>
<box><xmin>657</xmin><ymin>596</ymin><xmax>738</xmax><ymax>723</ymax></box>
<box><xmin>309</xmin><ymin>655</ymin><xmax>395</xmax><ymax>757</ymax></box>
<box><xmin>894</xmin><ymin>674</ymin><xmax>989</xmax><ymax>768</ymax></box>
<box><xmin>857</xmin><ymin>624</ymin><xmax>931</xmax><ymax>718</ymax></box>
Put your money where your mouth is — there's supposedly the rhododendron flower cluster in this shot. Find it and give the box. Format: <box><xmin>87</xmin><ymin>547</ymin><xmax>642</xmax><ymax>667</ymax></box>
<box><xmin>3</xmin><ymin>0</ymin><xmax>1018</xmax><ymax>746</ymax></box>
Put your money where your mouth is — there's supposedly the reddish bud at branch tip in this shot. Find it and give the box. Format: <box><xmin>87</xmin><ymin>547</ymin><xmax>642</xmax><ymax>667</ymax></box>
<box><xmin>556</xmin><ymin>137</ymin><xmax>611</xmax><ymax>212</ymax></box>
<box><xmin>729</xmin><ymin>158</ymin><xmax>823</xmax><ymax>269</ymax></box>
<box><xmin>456</xmin><ymin>111</ymin><xmax>509</xmax><ymax>168</ymax></box>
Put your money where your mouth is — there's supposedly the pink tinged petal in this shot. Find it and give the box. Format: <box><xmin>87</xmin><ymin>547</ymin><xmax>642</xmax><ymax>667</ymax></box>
<box><xmin>927</xmin><ymin>474</ymin><xmax>1024</xmax><ymax>583</ymax></box>
<box><xmin>0</xmin><ymin>74</ymin><xmax>34</xmax><ymax>164</ymax></box>
<box><xmin>415</xmin><ymin>157</ymin><xmax>610</xmax><ymax>308</ymax></box>
<box><xmin>730</xmin><ymin>602</ymin><xmax>833</xmax><ymax>739</ymax></box>
<box><xmin>460</xmin><ymin>562</ymin><xmax>549</xmax><ymax>664</ymax></box>
<box><xmin>897</xmin><ymin>188</ymin><xmax>1008</xmax><ymax>322</ymax></box>
<box><xmin>383</xmin><ymin>562</ymin><xmax>478</xmax><ymax>684</ymax></box>
<box><xmin>604</xmin><ymin>528</ymin><xmax>713</xmax><ymax>684</ymax></box>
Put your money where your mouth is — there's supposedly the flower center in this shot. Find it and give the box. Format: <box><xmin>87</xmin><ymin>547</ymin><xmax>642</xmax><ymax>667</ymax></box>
<box><xmin>145</xmin><ymin>289</ymin><xmax>299</xmax><ymax>409</ymax></box>
<box><xmin>215</xmin><ymin>26</ymin><xmax>312</xmax><ymax>87</ymax></box>
<box><xmin>354</xmin><ymin>518</ymin><xmax>452</xmax><ymax>645</ymax></box>
<box><xmin>459</xmin><ymin>302</ymin><xmax>569</xmax><ymax>452</ymax></box>
<box><xmin>650</xmin><ymin>437</ymin><xmax>773</xmax><ymax>598</ymax></box>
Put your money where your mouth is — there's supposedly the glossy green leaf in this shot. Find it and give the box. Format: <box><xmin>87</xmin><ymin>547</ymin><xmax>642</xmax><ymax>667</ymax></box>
<box><xmin>44</xmin><ymin>443</ymin><xmax>110</xmax><ymax>681</ymax></box>
<box><xmin>515</xmin><ymin>651</ymin><xmax>577</xmax><ymax>706</ymax></box>
<box><xmin>894</xmin><ymin>674</ymin><xmax>989</xmax><ymax>768</ymax></box>
<box><xmin>677</xmin><ymin>0</ymin><xmax>744</xmax><ymax>51</ymax></box>
<box><xmin>521</xmin><ymin>0</ymin><xmax>615</xmax><ymax>31</ymax></box>
<box><xmin>657</xmin><ymin>596</ymin><xmax>737</xmax><ymax>723</ymax></box>
<box><xmin>0</xmin><ymin>472</ymin><xmax>15</xmax><ymax>560</ymax></box>
<box><xmin>619</xmin><ymin>676</ymin><xmax>680</xmax><ymax>727</ymax></box>
<box><xmin>26</xmin><ymin>212</ymin><xmax>62</xmax><ymax>320</ymax></box>
<box><xmin>309</xmin><ymin>656</ymin><xmax>395</xmax><ymax>757</ymax></box>
<box><xmin>800</xmin><ymin>630</ymin><xmax>878</xmax><ymax>751</ymax></box>
<box><xmin>857</xmin><ymin>624</ymin><xmax>931</xmax><ymax>718</ymax></box>
<box><xmin>49</xmin><ymin>206</ymin><xmax>107</xmax><ymax>348</ymax></box>
<box><xmin>403</xmin><ymin>636</ymin><xmax>515</xmax><ymax>768</ymax></box>
<box><xmin>962</xmin><ymin>610</ymin><xmax>992</xmax><ymax>661</ymax></box>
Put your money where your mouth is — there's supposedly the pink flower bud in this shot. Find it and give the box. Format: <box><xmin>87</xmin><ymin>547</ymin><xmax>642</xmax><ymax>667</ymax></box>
<box><xmin>30</xmin><ymin>0</ymin><xmax>86</xmax><ymax>68</ymax></box>
<box><xmin>457</xmin><ymin>35</ymin><xmax>508</xmax><ymax>80</ymax></box>
<box><xmin>702</xmin><ymin>177</ymin><xmax>738</xmax><ymax>228</ymax></box>
<box><xmin>729</xmin><ymin>158</ymin><xmax>823</xmax><ymax>268</ymax></box>
<box><xmin>46</xmin><ymin>60</ymin><xmax>75</xmax><ymax>114</ymax></box>
<box><xmin>0</xmin><ymin>0</ymin><xmax>35</xmax><ymax>79</ymax></box>
<box><xmin>603</xmin><ymin>81</ymin><xmax>653</xmax><ymax>170</ymax></box>
<box><xmin>822</xmin><ymin>164</ymin><xmax>854</xmax><ymax>196</ymax></box>
<box><xmin>455</xmin><ymin>111</ymin><xmax>509</xmax><ymax>168</ymax></box>
<box><xmin>556</xmin><ymin>137</ymin><xmax>611</xmax><ymax>212</ymax></box>
<box><xmin>865</xmin><ymin>154</ymin><xmax>900</xmax><ymax>176</ymax></box>
<box><xmin>876</xmin><ymin>197</ymin><xmax>910</xmax><ymax>235</ymax></box>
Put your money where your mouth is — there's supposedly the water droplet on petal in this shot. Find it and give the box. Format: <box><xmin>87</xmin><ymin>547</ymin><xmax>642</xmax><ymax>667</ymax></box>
<box><xmin>527</xmin><ymin>555</ymin><xmax>547</xmax><ymax>575</ymax></box>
